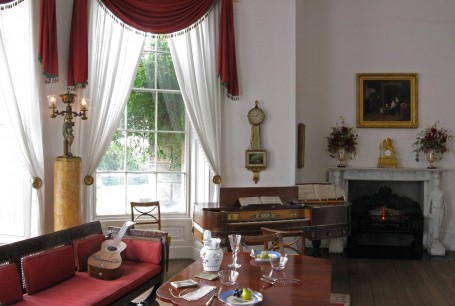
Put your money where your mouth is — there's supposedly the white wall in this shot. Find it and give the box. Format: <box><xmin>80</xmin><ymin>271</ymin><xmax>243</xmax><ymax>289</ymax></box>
<box><xmin>221</xmin><ymin>0</ymin><xmax>297</xmax><ymax>187</ymax></box>
<box><xmin>296</xmin><ymin>0</ymin><xmax>455</xmax><ymax>250</ymax></box>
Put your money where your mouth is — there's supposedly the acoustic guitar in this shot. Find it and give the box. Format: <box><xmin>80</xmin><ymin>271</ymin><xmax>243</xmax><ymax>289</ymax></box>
<box><xmin>88</xmin><ymin>221</ymin><xmax>134</xmax><ymax>280</ymax></box>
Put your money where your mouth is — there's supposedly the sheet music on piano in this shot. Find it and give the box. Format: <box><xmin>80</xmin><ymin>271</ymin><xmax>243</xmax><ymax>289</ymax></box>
<box><xmin>238</xmin><ymin>196</ymin><xmax>283</xmax><ymax>206</ymax></box>
<box><xmin>297</xmin><ymin>184</ymin><xmax>345</xmax><ymax>203</ymax></box>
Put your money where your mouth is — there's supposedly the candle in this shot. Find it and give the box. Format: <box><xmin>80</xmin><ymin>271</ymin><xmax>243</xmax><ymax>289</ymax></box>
<box><xmin>47</xmin><ymin>95</ymin><xmax>57</xmax><ymax>108</ymax></box>
<box><xmin>81</xmin><ymin>97</ymin><xmax>88</xmax><ymax>110</ymax></box>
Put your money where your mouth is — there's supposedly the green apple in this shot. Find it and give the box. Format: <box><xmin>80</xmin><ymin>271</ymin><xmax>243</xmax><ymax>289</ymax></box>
<box><xmin>241</xmin><ymin>288</ymin><xmax>252</xmax><ymax>300</ymax></box>
<box><xmin>260</xmin><ymin>251</ymin><xmax>269</xmax><ymax>259</ymax></box>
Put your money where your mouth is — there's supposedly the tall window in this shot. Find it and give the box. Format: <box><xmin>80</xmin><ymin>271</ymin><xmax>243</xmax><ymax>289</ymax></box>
<box><xmin>95</xmin><ymin>36</ymin><xmax>186</xmax><ymax>217</ymax></box>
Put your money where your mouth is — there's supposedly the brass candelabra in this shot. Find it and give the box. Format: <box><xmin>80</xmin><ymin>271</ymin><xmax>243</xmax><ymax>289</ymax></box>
<box><xmin>48</xmin><ymin>92</ymin><xmax>88</xmax><ymax>157</ymax></box>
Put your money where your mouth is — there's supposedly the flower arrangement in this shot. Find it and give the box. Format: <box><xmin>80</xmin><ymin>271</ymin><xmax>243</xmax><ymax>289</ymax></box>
<box><xmin>327</xmin><ymin>116</ymin><xmax>358</xmax><ymax>158</ymax></box>
<box><xmin>413</xmin><ymin>122</ymin><xmax>452</xmax><ymax>162</ymax></box>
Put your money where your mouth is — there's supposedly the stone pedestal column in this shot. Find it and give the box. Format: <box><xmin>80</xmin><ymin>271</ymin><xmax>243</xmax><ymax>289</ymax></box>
<box><xmin>54</xmin><ymin>156</ymin><xmax>82</xmax><ymax>231</ymax></box>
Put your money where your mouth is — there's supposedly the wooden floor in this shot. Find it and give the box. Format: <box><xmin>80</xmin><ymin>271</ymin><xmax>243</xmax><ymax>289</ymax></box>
<box><xmin>330</xmin><ymin>250</ymin><xmax>455</xmax><ymax>306</ymax></box>
<box><xmin>144</xmin><ymin>250</ymin><xmax>455</xmax><ymax>306</ymax></box>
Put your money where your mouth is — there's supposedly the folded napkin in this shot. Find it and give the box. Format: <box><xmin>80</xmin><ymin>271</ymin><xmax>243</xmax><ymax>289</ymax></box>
<box><xmin>181</xmin><ymin>285</ymin><xmax>216</xmax><ymax>301</ymax></box>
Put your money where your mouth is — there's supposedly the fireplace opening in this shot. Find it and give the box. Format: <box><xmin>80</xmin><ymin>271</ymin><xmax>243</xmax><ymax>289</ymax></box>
<box><xmin>347</xmin><ymin>186</ymin><xmax>424</xmax><ymax>259</ymax></box>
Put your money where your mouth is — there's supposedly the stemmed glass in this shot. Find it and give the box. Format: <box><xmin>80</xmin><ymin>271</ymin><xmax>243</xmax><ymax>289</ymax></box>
<box><xmin>228</xmin><ymin>234</ymin><xmax>241</xmax><ymax>268</ymax></box>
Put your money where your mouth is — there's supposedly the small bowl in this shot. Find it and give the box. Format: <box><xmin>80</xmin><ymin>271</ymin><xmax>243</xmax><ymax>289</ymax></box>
<box><xmin>270</xmin><ymin>256</ymin><xmax>288</xmax><ymax>270</ymax></box>
<box><xmin>217</xmin><ymin>270</ymin><xmax>239</xmax><ymax>286</ymax></box>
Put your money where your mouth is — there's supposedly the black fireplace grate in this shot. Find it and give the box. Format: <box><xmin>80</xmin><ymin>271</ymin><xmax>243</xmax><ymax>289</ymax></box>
<box><xmin>348</xmin><ymin>186</ymin><xmax>424</xmax><ymax>259</ymax></box>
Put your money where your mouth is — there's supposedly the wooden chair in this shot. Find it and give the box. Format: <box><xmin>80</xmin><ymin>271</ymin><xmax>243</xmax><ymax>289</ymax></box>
<box><xmin>130</xmin><ymin>201</ymin><xmax>171</xmax><ymax>271</ymax></box>
<box><xmin>240</xmin><ymin>233</ymin><xmax>284</xmax><ymax>255</ymax></box>
<box><xmin>261</xmin><ymin>227</ymin><xmax>305</xmax><ymax>255</ymax></box>
<box><xmin>130</xmin><ymin>201</ymin><xmax>161</xmax><ymax>230</ymax></box>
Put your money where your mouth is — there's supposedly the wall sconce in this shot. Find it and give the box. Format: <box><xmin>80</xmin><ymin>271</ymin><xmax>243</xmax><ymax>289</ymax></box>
<box><xmin>47</xmin><ymin>92</ymin><xmax>88</xmax><ymax>157</ymax></box>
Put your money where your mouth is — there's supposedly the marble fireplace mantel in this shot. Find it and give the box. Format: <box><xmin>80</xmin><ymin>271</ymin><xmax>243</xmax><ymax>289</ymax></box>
<box><xmin>328</xmin><ymin>167</ymin><xmax>445</xmax><ymax>255</ymax></box>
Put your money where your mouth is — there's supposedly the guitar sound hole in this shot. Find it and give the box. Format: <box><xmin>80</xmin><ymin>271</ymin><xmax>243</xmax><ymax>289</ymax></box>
<box><xmin>107</xmin><ymin>246</ymin><xmax>118</xmax><ymax>252</ymax></box>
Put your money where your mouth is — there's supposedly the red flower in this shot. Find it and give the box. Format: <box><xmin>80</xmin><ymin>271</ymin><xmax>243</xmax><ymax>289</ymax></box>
<box><xmin>413</xmin><ymin>122</ymin><xmax>452</xmax><ymax>159</ymax></box>
<box><xmin>327</xmin><ymin>117</ymin><xmax>358</xmax><ymax>157</ymax></box>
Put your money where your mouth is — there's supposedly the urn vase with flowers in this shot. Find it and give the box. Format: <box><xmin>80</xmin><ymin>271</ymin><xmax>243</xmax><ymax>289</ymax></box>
<box><xmin>413</xmin><ymin>122</ymin><xmax>452</xmax><ymax>169</ymax></box>
<box><xmin>327</xmin><ymin>117</ymin><xmax>358</xmax><ymax>167</ymax></box>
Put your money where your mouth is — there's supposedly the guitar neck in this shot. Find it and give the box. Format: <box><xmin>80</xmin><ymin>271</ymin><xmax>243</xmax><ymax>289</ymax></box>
<box><xmin>113</xmin><ymin>221</ymin><xmax>135</xmax><ymax>243</ymax></box>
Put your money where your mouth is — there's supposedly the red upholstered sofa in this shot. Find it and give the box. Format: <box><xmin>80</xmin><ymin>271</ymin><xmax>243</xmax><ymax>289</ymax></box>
<box><xmin>0</xmin><ymin>221</ymin><xmax>168</xmax><ymax>306</ymax></box>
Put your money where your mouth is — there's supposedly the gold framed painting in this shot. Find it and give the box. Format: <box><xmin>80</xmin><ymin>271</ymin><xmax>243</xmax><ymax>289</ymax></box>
<box><xmin>356</xmin><ymin>73</ymin><xmax>418</xmax><ymax>128</ymax></box>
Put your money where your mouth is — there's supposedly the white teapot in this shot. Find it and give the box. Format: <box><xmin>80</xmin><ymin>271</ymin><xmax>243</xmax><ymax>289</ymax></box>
<box><xmin>200</xmin><ymin>230</ymin><xmax>223</xmax><ymax>271</ymax></box>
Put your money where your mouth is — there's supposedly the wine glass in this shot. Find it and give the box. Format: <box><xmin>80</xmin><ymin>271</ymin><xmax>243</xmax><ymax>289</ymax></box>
<box><xmin>228</xmin><ymin>234</ymin><xmax>241</xmax><ymax>268</ymax></box>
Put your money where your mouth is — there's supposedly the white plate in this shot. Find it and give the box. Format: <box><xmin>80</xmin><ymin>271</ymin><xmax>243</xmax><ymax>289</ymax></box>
<box><xmin>218</xmin><ymin>289</ymin><xmax>263</xmax><ymax>306</ymax></box>
<box><xmin>251</xmin><ymin>250</ymin><xmax>281</xmax><ymax>262</ymax></box>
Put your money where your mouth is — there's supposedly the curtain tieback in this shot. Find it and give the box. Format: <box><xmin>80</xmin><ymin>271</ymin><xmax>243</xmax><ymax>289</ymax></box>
<box><xmin>84</xmin><ymin>175</ymin><xmax>94</xmax><ymax>186</ymax></box>
<box><xmin>32</xmin><ymin>177</ymin><xmax>43</xmax><ymax>189</ymax></box>
<box><xmin>212</xmin><ymin>175</ymin><xmax>222</xmax><ymax>184</ymax></box>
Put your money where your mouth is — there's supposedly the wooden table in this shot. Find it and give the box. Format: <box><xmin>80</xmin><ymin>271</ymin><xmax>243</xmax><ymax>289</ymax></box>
<box><xmin>156</xmin><ymin>252</ymin><xmax>332</xmax><ymax>306</ymax></box>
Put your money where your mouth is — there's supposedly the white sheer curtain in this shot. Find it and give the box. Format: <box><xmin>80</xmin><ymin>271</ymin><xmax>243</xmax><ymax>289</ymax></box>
<box><xmin>77</xmin><ymin>0</ymin><xmax>145</xmax><ymax>222</ymax></box>
<box><xmin>0</xmin><ymin>0</ymin><xmax>45</xmax><ymax>236</ymax></box>
<box><xmin>168</xmin><ymin>3</ymin><xmax>223</xmax><ymax>203</ymax></box>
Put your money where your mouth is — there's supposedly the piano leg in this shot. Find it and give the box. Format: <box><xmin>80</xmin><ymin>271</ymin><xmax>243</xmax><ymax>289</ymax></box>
<box><xmin>311</xmin><ymin>240</ymin><xmax>322</xmax><ymax>257</ymax></box>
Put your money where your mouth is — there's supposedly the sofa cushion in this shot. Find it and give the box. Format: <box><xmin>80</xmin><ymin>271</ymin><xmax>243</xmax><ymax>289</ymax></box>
<box><xmin>22</xmin><ymin>245</ymin><xmax>75</xmax><ymax>294</ymax></box>
<box><xmin>18</xmin><ymin>261</ymin><xmax>161</xmax><ymax>306</ymax></box>
<box><xmin>122</xmin><ymin>238</ymin><xmax>162</xmax><ymax>265</ymax></box>
<box><xmin>73</xmin><ymin>233</ymin><xmax>105</xmax><ymax>271</ymax></box>
<box><xmin>0</xmin><ymin>263</ymin><xmax>23</xmax><ymax>305</ymax></box>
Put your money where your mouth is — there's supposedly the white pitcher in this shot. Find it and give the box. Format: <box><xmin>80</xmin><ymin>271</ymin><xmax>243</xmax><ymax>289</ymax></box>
<box><xmin>200</xmin><ymin>230</ymin><xmax>223</xmax><ymax>271</ymax></box>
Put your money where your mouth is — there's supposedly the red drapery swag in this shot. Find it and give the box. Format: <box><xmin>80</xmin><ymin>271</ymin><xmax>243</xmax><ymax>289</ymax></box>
<box><xmin>101</xmin><ymin>0</ymin><xmax>214</xmax><ymax>34</ymax></box>
<box><xmin>38</xmin><ymin>0</ymin><xmax>59</xmax><ymax>82</ymax></box>
<box><xmin>67</xmin><ymin>0</ymin><xmax>88</xmax><ymax>88</ymax></box>
<box><xmin>101</xmin><ymin>0</ymin><xmax>239</xmax><ymax>99</ymax></box>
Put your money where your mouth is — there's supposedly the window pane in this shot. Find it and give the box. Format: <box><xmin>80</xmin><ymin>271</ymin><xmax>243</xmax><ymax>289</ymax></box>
<box><xmin>127</xmin><ymin>92</ymin><xmax>155</xmax><ymax>130</ymax></box>
<box><xmin>156</xmin><ymin>36</ymin><xmax>168</xmax><ymax>51</ymax></box>
<box><xmin>157</xmin><ymin>52</ymin><xmax>179</xmax><ymax>90</ymax></box>
<box><xmin>157</xmin><ymin>93</ymin><xmax>185</xmax><ymax>131</ymax></box>
<box><xmin>136</xmin><ymin>52</ymin><xmax>155</xmax><ymax>88</ymax></box>
<box><xmin>157</xmin><ymin>132</ymin><xmax>185</xmax><ymax>172</ymax></box>
<box><xmin>126</xmin><ymin>131</ymin><xmax>155</xmax><ymax>171</ymax></box>
<box><xmin>143</xmin><ymin>36</ymin><xmax>156</xmax><ymax>52</ymax></box>
<box><xmin>127</xmin><ymin>173</ymin><xmax>157</xmax><ymax>203</ymax></box>
<box><xmin>98</xmin><ymin>131</ymin><xmax>125</xmax><ymax>171</ymax></box>
<box><xmin>118</xmin><ymin>109</ymin><xmax>126</xmax><ymax>130</ymax></box>
<box><xmin>158</xmin><ymin>173</ymin><xmax>185</xmax><ymax>213</ymax></box>
<box><xmin>96</xmin><ymin>173</ymin><xmax>126</xmax><ymax>215</ymax></box>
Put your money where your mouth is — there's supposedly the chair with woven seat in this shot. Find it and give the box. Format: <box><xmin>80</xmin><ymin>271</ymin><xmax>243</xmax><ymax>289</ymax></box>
<box><xmin>261</xmin><ymin>227</ymin><xmax>305</xmax><ymax>255</ymax></box>
<box><xmin>130</xmin><ymin>201</ymin><xmax>171</xmax><ymax>271</ymax></box>
<box><xmin>240</xmin><ymin>232</ymin><xmax>284</xmax><ymax>255</ymax></box>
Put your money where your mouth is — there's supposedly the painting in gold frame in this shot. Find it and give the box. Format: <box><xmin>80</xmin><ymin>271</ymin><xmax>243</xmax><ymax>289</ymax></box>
<box><xmin>356</xmin><ymin>73</ymin><xmax>418</xmax><ymax>128</ymax></box>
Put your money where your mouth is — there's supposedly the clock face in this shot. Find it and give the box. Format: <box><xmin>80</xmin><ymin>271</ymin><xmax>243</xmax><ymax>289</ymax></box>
<box><xmin>384</xmin><ymin>149</ymin><xmax>392</xmax><ymax>157</ymax></box>
<box><xmin>247</xmin><ymin>108</ymin><xmax>265</xmax><ymax>125</ymax></box>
